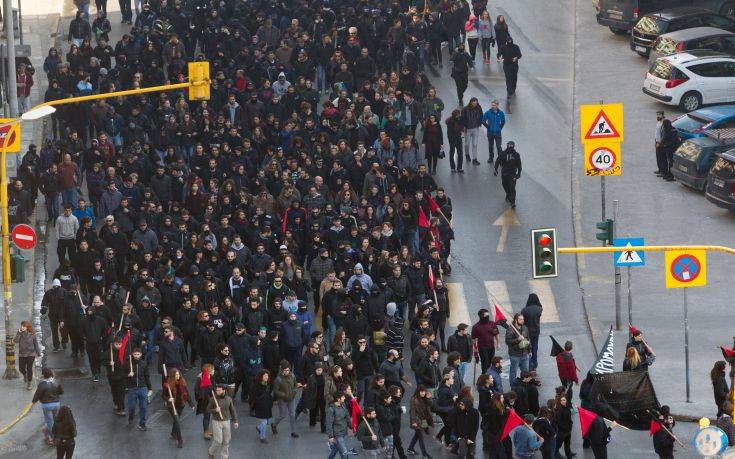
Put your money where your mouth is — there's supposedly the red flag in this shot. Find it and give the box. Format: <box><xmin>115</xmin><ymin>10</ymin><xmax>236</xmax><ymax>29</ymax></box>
<box><xmin>118</xmin><ymin>330</ymin><xmax>130</xmax><ymax>365</ymax></box>
<box><xmin>494</xmin><ymin>303</ymin><xmax>509</xmax><ymax>323</ymax></box>
<box><xmin>649</xmin><ymin>419</ymin><xmax>661</xmax><ymax>436</ymax></box>
<box><xmin>425</xmin><ymin>192</ymin><xmax>440</xmax><ymax>213</ymax></box>
<box><xmin>721</xmin><ymin>346</ymin><xmax>735</xmax><ymax>360</ymax></box>
<box><xmin>500</xmin><ymin>408</ymin><xmax>524</xmax><ymax>440</ymax></box>
<box><xmin>578</xmin><ymin>406</ymin><xmax>598</xmax><ymax>438</ymax></box>
<box><xmin>350</xmin><ymin>396</ymin><xmax>362</xmax><ymax>432</ymax></box>
<box><xmin>428</xmin><ymin>265</ymin><xmax>435</xmax><ymax>290</ymax></box>
<box><xmin>418</xmin><ymin>207</ymin><xmax>430</xmax><ymax>228</ymax></box>
<box><xmin>200</xmin><ymin>369</ymin><xmax>212</xmax><ymax>389</ymax></box>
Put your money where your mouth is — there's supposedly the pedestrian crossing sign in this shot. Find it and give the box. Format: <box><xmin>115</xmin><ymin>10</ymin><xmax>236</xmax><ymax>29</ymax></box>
<box><xmin>613</xmin><ymin>238</ymin><xmax>645</xmax><ymax>267</ymax></box>
<box><xmin>580</xmin><ymin>103</ymin><xmax>624</xmax><ymax>144</ymax></box>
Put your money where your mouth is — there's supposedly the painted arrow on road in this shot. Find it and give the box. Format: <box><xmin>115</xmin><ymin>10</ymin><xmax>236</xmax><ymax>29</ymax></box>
<box><xmin>492</xmin><ymin>208</ymin><xmax>520</xmax><ymax>253</ymax></box>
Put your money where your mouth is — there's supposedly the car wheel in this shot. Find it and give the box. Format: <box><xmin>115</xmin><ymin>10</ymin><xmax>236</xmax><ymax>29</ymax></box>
<box><xmin>720</xmin><ymin>2</ymin><xmax>735</xmax><ymax>17</ymax></box>
<box><xmin>679</xmin><ymin>92</ymin><xmax>701</xmax><ymax>112</ymax></box>
<box><xmin>636</xmin><ymin>51</ymin><xmax>649</xmax><ymax>58</ymax></box>
<box><xmin>609</xmin><ymin>27</ymin><xmax>628</xmax><ymax>35</ymax></box>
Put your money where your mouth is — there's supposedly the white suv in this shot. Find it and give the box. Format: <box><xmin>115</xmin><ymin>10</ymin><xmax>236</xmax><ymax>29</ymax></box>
<box><xmin>643</xmin><ymin>50</ymin><xmax>735</xmax><ymax>112</ymax></box>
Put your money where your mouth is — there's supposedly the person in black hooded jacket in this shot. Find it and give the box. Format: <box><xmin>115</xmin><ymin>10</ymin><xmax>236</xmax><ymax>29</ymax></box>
<box><xmin>521</xmin><ymin>293</ymin><xmax>542</xmax><ymax>371</ymax></box>
<box><xmin>81</xmin><ymin>307</ymin><xmax>107</xmax><ymax>381</ymax></box>
<box><xmin>195</xmin><ymin>322</ymin><xmax>222</xmax><ymax>365</ymax></box>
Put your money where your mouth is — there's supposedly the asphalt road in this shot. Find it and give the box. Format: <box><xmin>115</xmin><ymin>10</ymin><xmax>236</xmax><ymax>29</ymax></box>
<box><xmin>12</xmin><ymin>0</ymin><xmax>726</xmax><ymax>457</ymax></box>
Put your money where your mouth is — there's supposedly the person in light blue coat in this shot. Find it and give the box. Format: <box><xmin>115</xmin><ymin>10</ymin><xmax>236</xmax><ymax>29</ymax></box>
<box><xmin>511</xmin><ymin>414</ymin><xmax>543</xmax><ymax>458</ymax></box>
<box><xmin>482</xmin><ymin>100</ymin><xmax>506</xmax><ymax>163</ymax></box>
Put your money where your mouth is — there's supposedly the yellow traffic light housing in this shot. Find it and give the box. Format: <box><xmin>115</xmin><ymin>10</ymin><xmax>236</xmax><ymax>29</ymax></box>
<box><xmin>188</xmin><ymin>62</ymin><xmax>210</xmax><ymax>101</ymax></box>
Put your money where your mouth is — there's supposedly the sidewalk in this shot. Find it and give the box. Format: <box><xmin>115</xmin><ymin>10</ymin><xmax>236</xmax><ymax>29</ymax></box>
<box><xmin>0</xmin><ymin>0</ymin><xmax>67</xmax><ymax>451</ymax></box>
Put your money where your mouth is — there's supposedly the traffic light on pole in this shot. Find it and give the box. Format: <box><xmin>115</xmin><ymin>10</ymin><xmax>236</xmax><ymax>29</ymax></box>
<box><xmin>531</xmin><ymin>228</ymin><xmax>558</xmax><ymax>279</ymax></box>
<box><xmin>188</xmin><ymin>61</ymin><xmax>210</xmax><ymax>101</ymax></box>
<box><xmin>595</xmin><ymin>219</ymin><xmax>614</xmax><ymax>245</ymax></box>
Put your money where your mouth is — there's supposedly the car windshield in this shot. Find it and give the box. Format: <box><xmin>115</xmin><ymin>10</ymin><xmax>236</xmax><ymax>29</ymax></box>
<box><xmin>649</xmin><ymin>59</ymin><xmax>673</xmax><ymax>79</ymax></box>
<box><xmin>675</xmin><ymin>140</ymin><xmax>703</xmax><ymax>161</ymax></box>
<box><xmin>710</xmin><ymin>157</ymin><xmax>735</xmax><ymax>179</ymax></box>
<box><xmin>636</xmin><ymin>16</ymin><xmax>662</xmax><ymax>34</ymax></box>
<box><xmin>653</xmin><ymin>37</ymin><xmax>678</xmax><ymax>56</ymax></box>
<box><xmin>672</xmin><ymin>114</ymin><xmax>710</xmax><ymax>133</ymax></box>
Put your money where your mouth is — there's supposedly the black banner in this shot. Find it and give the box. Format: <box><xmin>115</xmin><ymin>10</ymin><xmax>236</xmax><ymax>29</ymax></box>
<box><xmin>588</xmin><ymin>370</ymin><xmax>660</xmax><ymax>430</ymax></box>
<box><xmin>589</xmin><ymin>326</ymin><xmax>615</xmax><ymax>375</ymax></box>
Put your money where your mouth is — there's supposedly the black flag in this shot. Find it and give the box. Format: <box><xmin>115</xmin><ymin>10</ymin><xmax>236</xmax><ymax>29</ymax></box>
<box><xmin>589</xmin><ymin>370</ymin><xmax>660</xmax><ymax>430</ymax></box>
<box><xmin>589</xmin><ymin>326</ymin><xmax>615</xmax><ymax>375</ymax></box>
<box><xmin>550</xmin><ymin>335</ymin><xmax>564</xmax><ymax>357</ymax></box>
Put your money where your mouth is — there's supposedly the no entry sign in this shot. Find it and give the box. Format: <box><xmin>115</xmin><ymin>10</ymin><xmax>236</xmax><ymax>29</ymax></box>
<box><xmin>11</xmin><ymin>224</ymin><xmax>37</xmax><ymax>250</ymax></box>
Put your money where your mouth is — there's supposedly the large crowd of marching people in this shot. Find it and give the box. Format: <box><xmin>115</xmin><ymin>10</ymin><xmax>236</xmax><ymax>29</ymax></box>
<box><xmin>4</xmin><ymin>0</ymin><xmax>734</xmax><ymax>457</ymax></box>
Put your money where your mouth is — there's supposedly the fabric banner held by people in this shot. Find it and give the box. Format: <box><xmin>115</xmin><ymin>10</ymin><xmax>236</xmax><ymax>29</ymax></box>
<box><xmin>589</xmin><ymin>370</ymin><xmax>660</xmax><ymax>430</ymax></box>
<box><xmin>589</xmin><ymin>326</ymin><xmax>615</xmax><ymax>375</ymax></box>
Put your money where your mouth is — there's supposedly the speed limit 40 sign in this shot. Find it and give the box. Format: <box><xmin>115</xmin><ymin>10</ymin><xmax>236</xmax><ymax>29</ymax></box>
<box><xmin>584</xmin><ymin>142</ymin><xmax>622</xmax><ymax>176</ymax></box>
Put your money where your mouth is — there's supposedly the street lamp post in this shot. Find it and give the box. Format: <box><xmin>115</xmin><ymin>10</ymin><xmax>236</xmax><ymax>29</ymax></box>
<box><xmin>1</xmin><ymin>106</ymin><xmax>55</xmax><ymax>379</ymax></box>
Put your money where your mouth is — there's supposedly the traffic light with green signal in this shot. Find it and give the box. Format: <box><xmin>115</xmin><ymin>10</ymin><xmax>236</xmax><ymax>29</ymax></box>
<box><xmin>595</xmin><ymin>219</ymin><xmax>614</xmax><ymax>245</ymax></box>
<box><xmin>531</xmin><ymin>228</ymin><xmax>558</xmax><ymax>279</ymax></box>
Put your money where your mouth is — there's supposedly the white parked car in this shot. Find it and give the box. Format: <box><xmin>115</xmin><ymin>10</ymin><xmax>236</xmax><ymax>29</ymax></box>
<box><xmin>642</xmin><ymin>50</ymin><xmax>735</xmax><ymax>112</ymax></box>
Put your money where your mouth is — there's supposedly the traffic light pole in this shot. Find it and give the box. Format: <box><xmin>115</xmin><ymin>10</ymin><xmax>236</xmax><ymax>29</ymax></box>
<box><xmin>600</xmin><ymin>177</ymin><xmax>606</xmax><ymax>247</ymax></box>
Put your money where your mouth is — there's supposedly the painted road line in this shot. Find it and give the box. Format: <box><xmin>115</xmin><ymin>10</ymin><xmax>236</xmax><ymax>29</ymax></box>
<box><xmin>484</xmin><ymin>281</ymin><xmax>512</xmax><ymax>312</ymax></box>
<box><xmin>446</xmin><ymin>282</ymin><xmax>471</xmax><ymax>327</ymax></box>
<box><xmin>528</xmin><ymin>279</ymin><xmax>560</xmax><ymax>323</ymax></box>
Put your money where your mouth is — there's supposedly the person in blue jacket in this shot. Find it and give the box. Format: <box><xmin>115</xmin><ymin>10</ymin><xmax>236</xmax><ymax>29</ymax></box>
<box><xmin>481</xmin><ymin>100</ymin><xmax>506</xmax><ymax>164</ymax></box>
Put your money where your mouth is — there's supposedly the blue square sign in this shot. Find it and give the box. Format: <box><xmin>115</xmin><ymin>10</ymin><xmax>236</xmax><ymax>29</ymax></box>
<box><xmin>613</xmin><ymin>238</ymin><xmax>645</xmax><ymax>267</ymax></box>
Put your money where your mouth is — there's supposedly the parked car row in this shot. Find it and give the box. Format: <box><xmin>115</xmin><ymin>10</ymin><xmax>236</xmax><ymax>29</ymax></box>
<box><xmin>667</xmin><ymin>120</ymin><xmax>735</xmax><ymax>212</ymax></box>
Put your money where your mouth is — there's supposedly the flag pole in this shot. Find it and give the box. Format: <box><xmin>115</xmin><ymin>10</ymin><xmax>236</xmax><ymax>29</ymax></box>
<box><xmin>647</xmin><ymin>411</ymin><xmax>685</xmax><ymax>447</ymax></box>
<box><xmin>129</xmin><ymin>354</ymin><xmax>133</xmax><ymax>373</ymax></box>
<box><xmin>109</xmin><ymin>345</ymin><xmax>114</xmax><ymax>370</ymax></box>
<box><xmin>361</xmin><ymin>415</ymin><xmax>376</xmax><ymax>437</ymax></box>
<box><xmin>428</xmin><ymin>265</ymin><xmax>438</xmax><ymax>305</ymax></box>
<box><xmin>118</xmin><ymin>290</ymin><xmax>131</xmax><ymax>332</ymax></box>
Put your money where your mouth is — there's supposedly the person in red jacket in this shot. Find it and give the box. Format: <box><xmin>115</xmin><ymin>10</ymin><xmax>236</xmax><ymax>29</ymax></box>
<box><xmin>556</xmin><ymin>340</ymin><xmax>578</xmax><ymax>403</ymax></box>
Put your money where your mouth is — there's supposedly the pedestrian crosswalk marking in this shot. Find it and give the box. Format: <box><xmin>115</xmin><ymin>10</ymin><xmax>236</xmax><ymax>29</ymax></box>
<box><xmin>446</xmin><ymin>280</ymin><xmax>561</xmax><ymax>330</ymax></box>
<box><xmin>446</xmin><ymin>282</ymin><xmax>471</xmax><ymax>327</ymax></box>
<box><xmin>484</xmin><ymin>281</ymin><xmax>512</xmax><ymax>313</ymax></box>
<box><xmin>528</xmin><ymin>279</ymin><xmax>560</xmax><ymax>323</ymax></box>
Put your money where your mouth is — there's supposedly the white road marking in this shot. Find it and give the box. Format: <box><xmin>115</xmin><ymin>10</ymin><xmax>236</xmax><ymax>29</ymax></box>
<box><xmin>528</xmin><ymin>279</ymin><xmax>560</xmax><ymax>323</ymax></box>
<box><xmin>446</xmin><ymin>282</ymin><xmax>471</xmax><ymax>327</ymax></box>
<box><xmin>484</xmin><ymin>281</ymin><xmax>512</xmax><ymax>313</ymax></box>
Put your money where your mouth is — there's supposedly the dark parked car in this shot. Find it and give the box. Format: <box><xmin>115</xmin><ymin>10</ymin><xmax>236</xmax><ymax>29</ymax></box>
<box><xmin>597</xmin><ymin>0</ymin><xmax>735</xmax><ymax>35</ymax></box>
<box><xmin>631</xmin><ymin>7</ymin><xmax>735</xmax><ymax>57</ymax></box>
<box><xmin>671</xmin><ymin>135</ymin><xmax>735</xmax><ymax>189</ymax></box>
<box><xmin>648</xmin><ymin>27</ymin><xmax>735</xmax><ymax>64</ymax></box>
<box><xmin>705</xmin><ymin>150</ymin><xmax>735</xmax><ymax>210</ymax></box>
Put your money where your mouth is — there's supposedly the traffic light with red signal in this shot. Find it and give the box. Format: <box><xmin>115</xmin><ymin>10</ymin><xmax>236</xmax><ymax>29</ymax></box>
<box><xmin>531</xmin><ymin>228</ymin><xmax>558</xmax><ymax>279</ymax></box>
